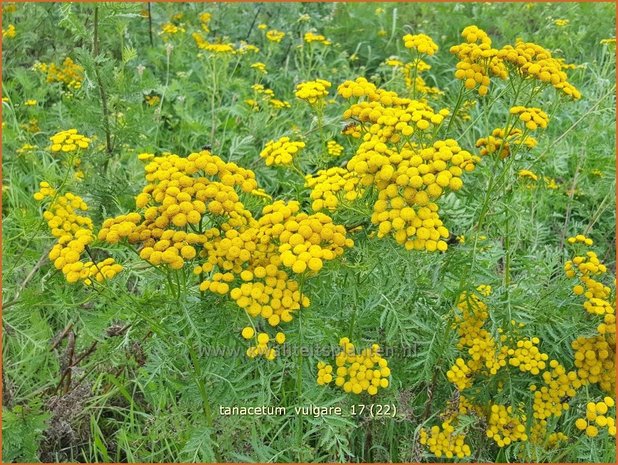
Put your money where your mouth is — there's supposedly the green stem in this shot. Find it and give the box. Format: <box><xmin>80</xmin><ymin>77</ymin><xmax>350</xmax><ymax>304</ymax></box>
<box><xmin>444</xmin><ymin>85</ymin><xmax>465</xmax><ymax>135</ymax></box>
<box><xmin>92</xmin><ymin>5</ymin><xmax>113</xmax><ymax>156</ymax></box>
<box><xmin>210</xmin><ymin>57</ymin><xmax>218</xmax><ymax>144</ymax></box>
<box><xmin>184</xmin><ymin>326</ymin><xmax>221</xmax><ymax>461</ymax></box>
<box><xmin>295</xmin><ymin>274</ymin><xmax>306</xmax><ymax>459</ymax></box>
<box><xmin>154</xmin><ymin>43</ymin><xmax>172</xmax><ymax>149</ymax></box>
<box><xmin>147</xmin><ymin>3</ymin><xmax>153</xmax><ymax>47</ymax></box>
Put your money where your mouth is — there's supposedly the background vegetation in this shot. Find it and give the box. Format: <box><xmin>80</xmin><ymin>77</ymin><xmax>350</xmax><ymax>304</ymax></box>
<box><xmin>2</xmin><ymin>2</ymin><xmax>616</xmax><ymax>463</ymax></box>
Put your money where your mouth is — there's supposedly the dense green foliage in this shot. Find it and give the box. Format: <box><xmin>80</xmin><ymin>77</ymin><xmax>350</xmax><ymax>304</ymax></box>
<box><xmin>2</xmin><ymin>2</ymin><xmax>616</xmax><ymax>463</ymax></box>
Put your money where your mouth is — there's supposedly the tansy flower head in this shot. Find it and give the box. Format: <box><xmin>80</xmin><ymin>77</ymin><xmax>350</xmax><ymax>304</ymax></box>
<box><xmin>35</xmin><ymin>57</ymin><xmax>84</xmax><ymax>90</ymax></box>
<box><xmin>510</xmin><ymin>106</ymin><xmax>549</xmax><ymax>131</ymax></box>
<box><xmin>49</xmin><ymin>129</ymin><xmax>91</xmax><ymax>153</ymax></box>
<box><xmin>266</xmin><ymin>29</ymin><xmax>285</xmax><ymax>43</ymax></box>
<box><xmin>295</xmin><ymin>79</ymin><xmax>331</xmax><ymax>105</ymax></box>
<box><xmin>326</xmin><ymin>140</ymin><xmax>344</xmax><ymax>157</ymax></box>
<box><xmin>199</xmin><ymin>12</ymin><xmax>212</xmax><ymax>31</ymax></box>
<box><xmin>160</xmin><ymin>22</ymin><xmax>185</xmax><ymax>41</ymax></box>
<box><xmin>2</xmin><ymin>24</ymin><xmax>16</xmax><ymax>39</ymax></box>
<box><xmin>497</xmin><ymin>38</ymin><xmax>581</xmax><ymax>99</ymax></box>
<box><xmin>476</xmin><ymin>127</ymin><xmax>537</xmax><ymax>158</ymax></box>
<box><xmin>304</xmin><ymin>31</ymin><xmax>331</xmax><ymax>46</ymax></box>
<box><xmin>260</xmin><ymin>137</ymin><xmax>305</xmax><ymax>166</ymax></box>
<box><xmin>250</xmin><ymin>62</ymin><xmax>267</xmax><ymax>74</ymax></box>
<box><xmin>403</xmin><ymin>33</ymin><xmax>438</xmax><ymax>55</ymax></box>
<box><xmin>317</xmin><ymin>338</ymin><xmax>391</xmax><ymax>395</ymax></box>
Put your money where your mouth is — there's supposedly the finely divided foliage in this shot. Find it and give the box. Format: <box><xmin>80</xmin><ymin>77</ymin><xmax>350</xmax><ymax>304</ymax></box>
<box><xmin>2</xmin><ymin>2</ymin><xmax>616</xmax><ymax>463</ymax></box>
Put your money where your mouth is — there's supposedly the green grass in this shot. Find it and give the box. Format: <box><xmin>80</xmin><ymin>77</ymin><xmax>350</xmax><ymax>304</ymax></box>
<box><xmin>2</xmin><ymin>2</ymin><xmax>616</xmax><ymax>463</ymax></box>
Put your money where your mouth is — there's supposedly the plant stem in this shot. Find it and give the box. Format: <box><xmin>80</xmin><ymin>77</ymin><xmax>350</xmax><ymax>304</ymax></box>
<box><xmin>93</xmin><ymin>5</ymin><xmax>113</xmax><ymax>156</ymax></box>
<box><xmin>147</xmin><ymin>3</ymin><xmax>153</xmax><ymax>47</ymax></box>
<box><xmin>184</xmin><ymin>325</ymin><xmax>221</xmax><ymax>461</ymax></box>
<box><xmin>295</xmin><ymin>274</ymin><xmax>306</xmax><ymax>460</ymax></box>
<box><xmin>210</xmin><ymin>57</ymin><xmax>218</xmax><ymax>144</ymax></box>
<box><xmin>444</xmin><ymin>85</ymin><xmax>465</xmax><ymax>135</ymax></box>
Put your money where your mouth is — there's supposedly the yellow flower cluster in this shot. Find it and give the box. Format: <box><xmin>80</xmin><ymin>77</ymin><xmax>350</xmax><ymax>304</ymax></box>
<box><xmin>566</xmin><ymin>247</ymin><xmax>616</xmax><ymax>338</ymax></box>
<box><xmin>199</xmin><ymin>12</ymin><xmax>211</xmax><ymax>32</ymax></box>
<box><xmin>33</xmin><ymin>181</ymin><xmax>56</xmax><ymax>202</ymax></box>
<box><xmin>450</xmin><ymin>26</ymin><xmax>507</xmax><ymax>96</ymax></box>
<box><xmin>248</xmin><ymin>84</ymin><xmax>291</xmax><ymax>111</ymax></box>
<box><xmin>572</xmin><ymin>335</ymin><xmax>615</xmax><ymax>393</ymax></box>
<box><xmin>199</xmin><ymin>199</ymin><xmax>351</xmax><ymax>329</ymax></box>
<box><xmin>138</xmin><ymin>152</ymin><xmax>155</xmax><ymax>162</ymax></box>
<box><xmin>447</xmin><ymin>289</ymin><xmax>507</xmax><ymax>389</ymax></box>
<box><xmin>251</xmin><ymin>84</ymin><xmax>272</xmax><ymax>98</ymax></box>
<box><xmin>295</xmin><ymin>79</ymin><xmax>331</xmax><ymax>105</ymax></box>
<box><xmin>554</xmin><ymin>19</ymin><xmax>569</xmax><ymax>27</ymax></box>
<box><xmin>17</xmin><ymin>143</ymin><xmax>38</xmax><ymax>154</ymax></box>
<box><xmin>192</xmin><ymin>33</ymin><xmax>236</xmax><ymax>54</ymax></box>
<box><xmin>384</xmin><ymin>56</ymin><xmax>404</xmax><ymax>67</ymax></box>
<box><xmin>259</xmin><ymin>137</ymin><xmax>305</xmax><ymax>166</ymax></box>
<box><xmin>303</xmin><ymin>31</ymin><xmax>331</xmax><ymax>46</ymax></box>
<box><xmin>98</xmin><ymin>149</ymin><xmax>352</xmax><ymax>358</ymax></box>
<box><xmin>305</xmin><ymin>167</ymin><xmax>363</xmax><ymax>211</ymax></box>
<box><xmin>530</xmin><ymin>359</ymin><xmax>580</xmax><ymax>420</ymax></box>
<box><xmin>229</xmin><ymin>272</ymin><xmax>307</xmax><ymax>326</ymax></box>
<box><xmin>34</xmin><ymin>183</ymin><xmax>122</xmax><ymax>284</ymax></box>
<box><xmin>529</xmin><ymin>421</ymin><xmax>568</xmax><ymax>449</ymax></box>
<box><xmin>144</xmin><ymin>95</ymin><xmax>160</xmax><ymax>106</ymax></box>
<box><xmin>34</xmin><ymin>57</ymin><xmax>84</xmax><ymax>90</ymax></box>
<box><xmin>420</xmin><ymin>420</ymin><xmax>472</xmax><ymax>459</ymax></box>
<box><xmin>99</xmin><ymin>150</ymin><xmax>258</xmax><ymax>272</ymax></box>
<box><xmin>507</xmin><ymin>337</ymin><xmax>548</xmax><ymax>375</ymax></box>
<box><xmin>517</xmin><ymin>170</ymin><xmax>560</xmax><ymax>191</ymax></box>
<box><xmin>21</xmin><ymin>118</ymin><xmax>40</xmax><ymax>133</ymax></box>
<box><xmin>497</xmin><ymin>39</ymin><xmax>581</xmax><ymax>99</ymax></box>
<box><xmin>250</xmin><ymin>62</ymin><xmax>267</xmax><ymax>74</ymax></box>
<box><xmin>567</xmin><ymin>234</ymin><xmax>594</xmax><ymax>246</ymax></box>
<box><xmin>326</xmin><ymin>140</ymin><xmax>344</xmax><ymax>157</ymax></box>
<box><xmin>278</xmin><ymin>212</ymin><xmax>352</xmax><ymax>274</ymax></box>
<box><xmin>518</xmin><ymin>169</ymin><xmax>538</xmax><ymax>182</ymax></box>
<box><xmin>266</xmin><ymin>29</ymin><xmax>285</xmax><ymax>43</ymax></box>
<box><xmin>49</xmin><ymin>129</ymin><xmax>91</xmax><ymax>153</ymax></box>
<box><xmin>242</xmin><ymin>328</ymin><xmax>286</xmax><ymax>361</ymax></box>
<box><xmin>236</xmin><ymin>42</ymin><xmax>260</xmax><ymax>55</ymax></box>
<box><xmin>161</xmin><ymin>22</ymin><xmax>185</xmax><ymax>38</ymax></box>
<box><xmin>476</xmin><ymin>127</ymin><xmax>537</xmax><ymax>158</ymax></box>
<box><xmin>449</xmin><ymin>286</ymin><xmax>582</xmax><ymax>426</ymax></box>
<box><xmin>2</xmin><ymin>24</ymin><xmax>16</xmax><ymax>39</ymax></box>
<box><xmin>487</xmin><ymin>404</ymin><xmax>528</xmax><ymax>447</ymax></box>
<box><xmin>358</xmin><ymin>140</ymin><xmax>475</xmax><ymax>250</ymax></box>
<box><xmin>446</xmin><ymin>357</ymin><xmax>474</xmax><ymax>389</ymax></box>
<box><xmin>510</xmin><ymin>106</ymin><xmax>549</xmax><ymax>131</ymax></box>
<box><xmin>341</xmin><ymin>86</ymin><xmax>450</xmax><ymax>140</ymax></box>
<box><xmin>317</xmin><ymin>338</ymin><xmax>390</xmax><ymax>395</ymax></box>
<box><xmin>544</xmin><ymin>177</ymin><xmax>559</xmax><ymax>189</ymax></box>
<box><xmin>337</xmin><ymin>76</ymin><xmax>377</xmax><ymax>99</ymax></box>
<box><xmin>408</xmin><ymin>58</ymin><xmax>431</xmax><ymax>73</ymax></box>
<box><xmin>575</xmin><ymin>398</ymin><xmax>616</xmax><ymax>437</ymax></box>
<box><xmin>335</xmin><ymin>78</ymin><xmax>480</xmax><ymax>251</ymax></box>
<box><xmin>402</xmin><ymin>33</ymin><xmax>438</xmax><ymax>55</ymax></box>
